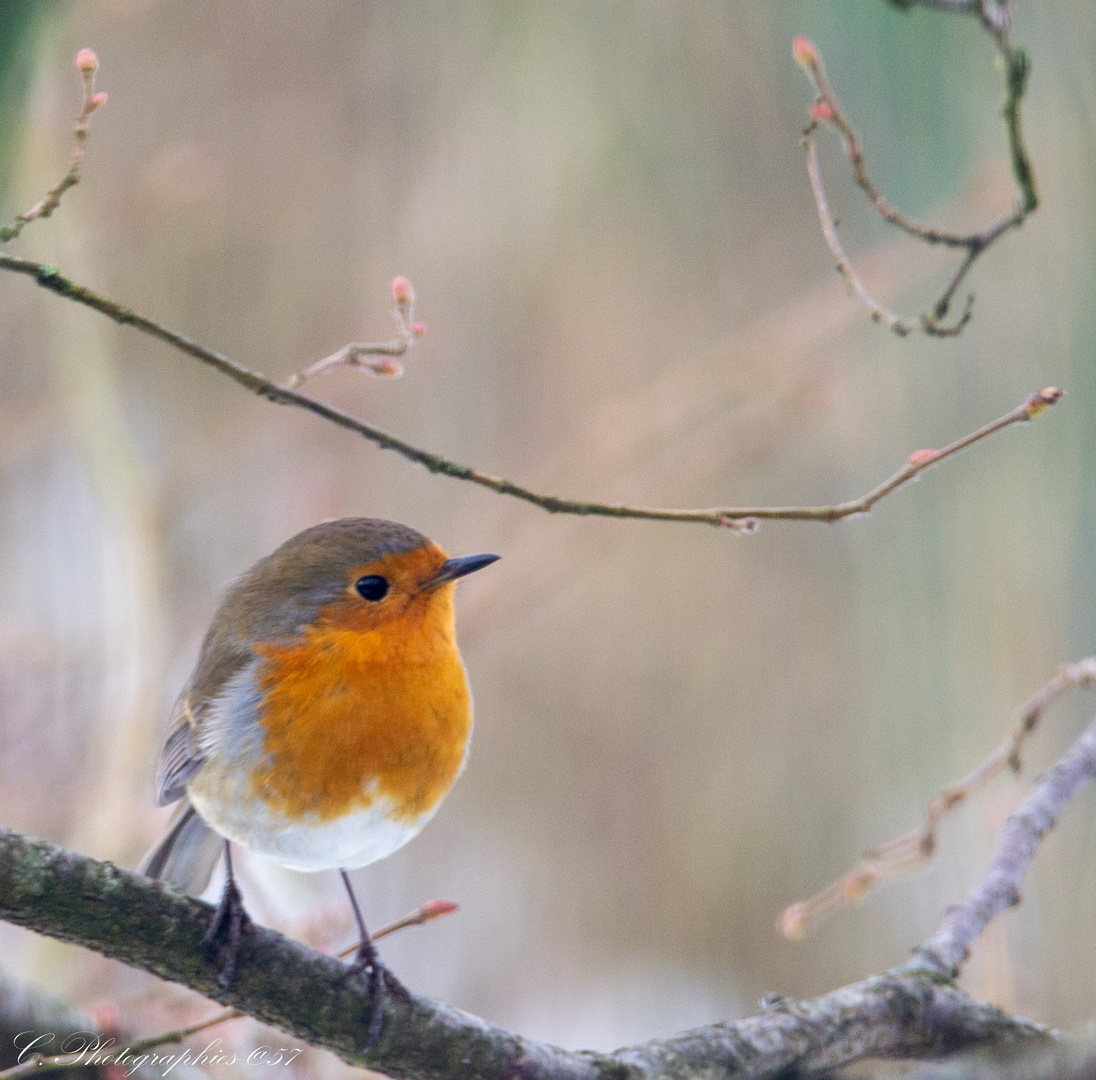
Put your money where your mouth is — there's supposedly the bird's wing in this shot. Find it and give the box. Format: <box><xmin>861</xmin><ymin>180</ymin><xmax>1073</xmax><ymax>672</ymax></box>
<box><xmin>155</xmin><ymin>625</ymin><xmax>259</xmax><ymax>806</ymax></box>
<box><xmin>155</xmin><ymin>693</ymin><xmax>207</xmax><ymax>806</ymax></box>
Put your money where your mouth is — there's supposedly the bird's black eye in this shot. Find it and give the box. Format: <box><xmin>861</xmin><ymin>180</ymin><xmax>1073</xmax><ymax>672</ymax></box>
<box><xmin>355</xmin><ymin>575</ymin><xmax>389</xmax><ymax>601</ymax></box>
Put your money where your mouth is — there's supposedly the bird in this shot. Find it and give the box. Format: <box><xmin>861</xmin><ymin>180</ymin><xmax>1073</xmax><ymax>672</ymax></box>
<box><xmin>140</xmin><ymin>518</ymin><xmax>498</xmax><ymax>1036</ymax></box>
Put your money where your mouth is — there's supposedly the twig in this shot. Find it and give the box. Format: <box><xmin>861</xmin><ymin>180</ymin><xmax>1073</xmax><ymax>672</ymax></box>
<box><xmin>793</xmin><ymin>6</ymin><xmax>1036</xmax><ymax>337</ymax></box>
<box><xmin>888</xmin><ymin>0</ymin><xmax>982</xmax><ymax>12</ymax></box>
<box><xmin>803</xmin><ymin>131</ymin><xmax>919</xmax><ymax>337</ymax></box>
<box><xmin>888</xmin><ymin>1</ymin><xmax>1018</xmax><ymax>32</ymax></box>
<box><xmin>335</xmin><ymin>897</ymin><xmax>458</xmax><ymax>960</ymax></box>
<box><xmin>911</xmin><ymin>708</ymin><xmax>1096</xmax><ymax>977</ymax></box>
<box><xmin>286</xmin><ymin>276</ymin><xmax>426</xmax><ymax>388</ymax></box>
<box><xmin>0</xmin><ymin>252</ymin><xmax>1064</xmax><ymax>529</ymax></box>
<box><xmin>0</xmin><ymin>898</ymin><xmax>460</xmax><ymax>1079</ymax></box>
<box><xmin>779</xmin><ymin>657</ymin><xmax>1096</xmax><ymax>938</ymax></box>
<box><xmin>0</xmin><ymin>50</ymin><xmax>107</xmax><ymax>245</ymax></box>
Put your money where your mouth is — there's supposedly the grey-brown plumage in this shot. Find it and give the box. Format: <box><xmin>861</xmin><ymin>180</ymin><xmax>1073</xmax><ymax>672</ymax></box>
<box><xmin>185</xmin><ymin>518</ymin><xmax>429</xmax><ymax>731</ymax></box>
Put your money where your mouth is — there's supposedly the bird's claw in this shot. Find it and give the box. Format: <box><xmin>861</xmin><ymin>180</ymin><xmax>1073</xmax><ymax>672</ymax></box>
<box><xmin>348</xmin><ymin>939</ymin><xmax>406</xmax><ymax>1048</ymax></box>
<box><xmin>203</xmin><ymin>874</ymin><xmax>250</xmax><ymax>993</ymax></box>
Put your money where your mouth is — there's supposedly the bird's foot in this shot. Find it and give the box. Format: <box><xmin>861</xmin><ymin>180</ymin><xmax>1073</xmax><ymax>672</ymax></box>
<box><xmin>348</xmin><ymin>937</ymin><xmax>406</xmax><ymax>1048</ymax></box>
<box><xmin>203</xmin><ymin>873</ymin><xmax>251</xmax><ymax>993</ymax></box>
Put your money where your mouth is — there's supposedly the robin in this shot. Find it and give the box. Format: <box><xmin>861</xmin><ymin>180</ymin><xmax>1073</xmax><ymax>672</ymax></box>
<box><xmin>140</xmin><ymin>518</ymin><xmax>498</xmax><ymax>1036</ymax></box>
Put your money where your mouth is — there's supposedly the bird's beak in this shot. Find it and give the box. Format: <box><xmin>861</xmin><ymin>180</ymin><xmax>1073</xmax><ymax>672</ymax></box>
<box><xmin>423</xmin><ymin>553</ymin><xmax>500</xmax><ymax>590</ymax></box>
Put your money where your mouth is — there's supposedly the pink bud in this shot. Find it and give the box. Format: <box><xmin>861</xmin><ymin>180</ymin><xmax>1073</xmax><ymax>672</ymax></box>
<box><xmin>808</xmin><ymin>100</ymin><xmax>834</xmax><ymax>123</ymax></box>
<box><xmin>1024</xmin><ymin>386</ymin><xmax>1063</xmax><ymax>418</ymax></box>
<box><xmin>778</xmin><ymin>903</ymin><xmax>808</xmax><ymax>940</ymax></box>
<box><xmin>420</xmin><ymin>899</ymin><xmax>458</xmax><ymax>920</ymax></box>
<box><xmin>370</xmin><ymin>358</ymin><xmax>403</xmax><ymax>377</ymax></box>
<box><xmin>75</xmin><ymin>49</ymin><xmax>99</xmax><ymax>74</ymax></box>
<box><xmin>390</xmin><ymin>276</ymin><xmax>413</xmax><ymax>305</ymax></box>
<box><xmin>792</xmin><ymin>37</ymin><xmax>818</xmax><ymax>70</ymax></box>
<box><xmin>88</xmin><ymin>91</ymin><xmax>108</xmax><ymax>110</ymax></box>
<box><xmin>908</xmin><ymin>449</ymin><xmax>939</xmax><ymax>466</ymax></box>
<box><xmin>411</xmin><ymin>321</ymin><xmax>427</xmax><ymax>337</ymax></box>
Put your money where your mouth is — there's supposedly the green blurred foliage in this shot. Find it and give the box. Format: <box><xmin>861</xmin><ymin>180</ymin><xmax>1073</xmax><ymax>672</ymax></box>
<box><xmin>0</xmin><ymin>1</ymin><xmax>47</xmax><ymax>202</ymax></box>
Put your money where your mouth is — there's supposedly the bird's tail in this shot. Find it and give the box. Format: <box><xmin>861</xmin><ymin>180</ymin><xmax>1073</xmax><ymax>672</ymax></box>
<box><xmin>138</xmin><ymin>800</ymin><xmax>222</xmax><ymax>896</ymax></box>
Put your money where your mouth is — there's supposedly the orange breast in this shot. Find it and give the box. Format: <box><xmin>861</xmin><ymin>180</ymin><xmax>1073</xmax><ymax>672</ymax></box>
<box><xmin>248</xmin><ymin>587</ymin><xmax>473</xmax><ymax>824</ymax></box>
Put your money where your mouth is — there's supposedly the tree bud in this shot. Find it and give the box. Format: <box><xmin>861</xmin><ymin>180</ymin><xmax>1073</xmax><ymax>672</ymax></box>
<box><xmin>75</xmin><ymin>49</ymin><xmax>99</xmax><ymax>73</ymax></box>
<box><xmin>792</xmin><ymin>37</ymin><xmax>819</xmax><ymax>70</ymax></box>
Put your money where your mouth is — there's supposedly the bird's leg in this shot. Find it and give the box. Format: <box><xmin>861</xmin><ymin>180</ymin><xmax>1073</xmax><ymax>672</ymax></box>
<box><xmin>203</xmin><ymin>840</ymin><xmax>250</xmax><ymax>992</ymax></box>
<box><xmin>341</xmin><ymin>869</ymin><xmax>405</xmax><ymax>1047</ymax></box>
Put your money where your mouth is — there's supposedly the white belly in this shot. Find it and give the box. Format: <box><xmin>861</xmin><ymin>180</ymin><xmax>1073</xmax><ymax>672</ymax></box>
<box><xmin>188</xmin><ymin>780</ymin><xmax>431</xmax><ymax>871</ymax></box>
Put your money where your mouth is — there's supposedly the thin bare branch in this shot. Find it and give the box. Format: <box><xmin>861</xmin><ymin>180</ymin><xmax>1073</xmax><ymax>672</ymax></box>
<box><xmin>889</xmin><ymin>0</ymin><xmax>981</xmax><ymax>12</ymax></box>
<box><xmin>793</xmin><ymin>6</ymin><xmax>1036</xmax><ymax>337</ymax></box>
<box><xmin>887</xmin><ymin>2</ymin><xmax>1017</xmax><ymax>32</ymax></box>
<box><xmin>911</xmin><ymin>709</ymin><xmax>1096</xmax><ymax>976</ymax></box>
<box><xmin>0</xmin><ymin>253</ymin><xmax>1064</xmax><ymax>530</ymax></box>
<box><xmin>0</xmin><ymin>50</ymin><xmax>107</xmax><ymax>245</ymax></box>
<box><xmin>780</xmin><ymin>657</ymin><xmax>1096</xmax><ymax>937</ymax></box>
<box><xmin>335</xmin><ymin>898</ymin><xmax>459</xmax><ymax>960</ymax></box>
<box><xmin>803</xmin><ymin>134</ymin><xmax>919</xmax><ymax>336</ymax></box>
<box><xmin>982</xmin><ymin>0</ymin><xmax>1019</xmax><ymax>32</ymax></box>
<box><xmin>287</xmin><ymin>276</ymin><xmax>426</xmax><ymax>387</ymax></box>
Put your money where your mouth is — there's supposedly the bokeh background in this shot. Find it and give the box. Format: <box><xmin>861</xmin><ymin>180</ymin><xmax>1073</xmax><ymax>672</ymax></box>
<box><xmin>0</xmin><ymin>0</ymin><xmax>1093</xmax><ymax>1073</ymax></box>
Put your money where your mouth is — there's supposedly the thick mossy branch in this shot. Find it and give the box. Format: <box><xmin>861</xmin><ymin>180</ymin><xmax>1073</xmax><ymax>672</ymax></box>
<box><xmin>0</xmin><ymin>829</ymin><xmax>605</xmax><ymax>1080</ymax></box>
<box><xmin>0</xmin><ymin>829</ymin><xmax>1052</xmax><ymax>1080</ymax></box>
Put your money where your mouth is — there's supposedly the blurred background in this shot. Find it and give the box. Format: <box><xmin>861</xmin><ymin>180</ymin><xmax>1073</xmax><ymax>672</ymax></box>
<box><xmin>0</xmin><ymin>0</ymin><xmax>1093</xmax><ymax>1073</ymax></box>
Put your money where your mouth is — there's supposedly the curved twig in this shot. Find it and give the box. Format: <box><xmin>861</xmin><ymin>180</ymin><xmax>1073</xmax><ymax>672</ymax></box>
<box><xmin>794</xmin><ymin>1</ymin><xmax>1036</xmax><ymax>337</ymax></box>
<box><xmin>286</xmin><ymin>277</ymin><xmax>425</xmax><ymax>387</ymax></box>
<box><xmin>780</xmin><ymin>658</ymin><xmax>1096</xmax><ymax>937</ymax></box>
<box><xmin>0</xmin><ymin>253</ymin><xmax>1063</xmax><ymax>530</ymax></box>
<box><xmin>911</xmin><ymin>711</ymin><xmax>1096</xmax><ymax>977</ymax></box>
<box><xmin>0</xmin><ymin>51</ymin><xmax>107</xmax><ymax>246</ymax></box>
